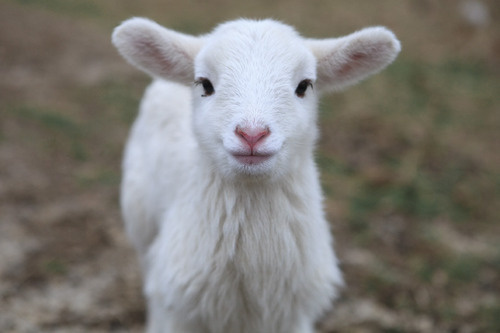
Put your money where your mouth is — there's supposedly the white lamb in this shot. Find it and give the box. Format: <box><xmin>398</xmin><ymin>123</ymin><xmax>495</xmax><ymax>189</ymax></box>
<box><xmin>112</xmin><ymin>18</ymin><xmax>400</xmax><ymax>333</ymax></box>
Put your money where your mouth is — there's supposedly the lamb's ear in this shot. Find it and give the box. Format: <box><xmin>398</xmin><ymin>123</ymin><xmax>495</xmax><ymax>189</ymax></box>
<box><xmin>112</xmin><ymin>17</ymin><xmax>203</xmax><ymax>84</ymax></box>
<box><xmin>307</xmin><ymin>27</ymin><xmax>401</xmax><ymax>92</ymax></box>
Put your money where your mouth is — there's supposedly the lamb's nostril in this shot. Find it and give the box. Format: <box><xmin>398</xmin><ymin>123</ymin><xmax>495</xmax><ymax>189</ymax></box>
<box><xmin>235</xmin><ymin>126</ymin><xmax>270</xmax><ymax>148</ymax></box>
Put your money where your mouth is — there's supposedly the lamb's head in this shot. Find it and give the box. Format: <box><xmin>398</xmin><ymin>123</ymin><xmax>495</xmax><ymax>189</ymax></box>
<box><xmin>113</xmin><ymin>18</ymin><xmax>400</xmax><ymax>180</ymax></box>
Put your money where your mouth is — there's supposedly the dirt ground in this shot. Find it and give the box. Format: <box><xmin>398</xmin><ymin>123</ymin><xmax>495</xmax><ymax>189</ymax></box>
<box><xmin>1</xmin><ymin>1</ymin><xmax>499</xmax><ymax>332</ymax></box>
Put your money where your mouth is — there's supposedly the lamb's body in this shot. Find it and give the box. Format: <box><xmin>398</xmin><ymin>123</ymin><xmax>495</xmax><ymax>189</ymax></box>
<box><xmin>113</xmin><ymin>18</ymin><xmax>400</xmax><ymax>333</ymax></box>
<box><xmin>122</xmin><ymin>80</ymin><xmax>339</xmax><ymax>332</ymax></box>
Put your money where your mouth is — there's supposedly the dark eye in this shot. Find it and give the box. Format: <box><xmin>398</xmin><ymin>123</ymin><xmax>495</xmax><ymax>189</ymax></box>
<box><xmin>195</xmin><ymin>77</ymin><xmax>215</xmax><ymax>97</ymax></box>
<box><xmin>295</xmin><ymin>79</ymin><xmax>313</xmax><ymax>98</ymax></box>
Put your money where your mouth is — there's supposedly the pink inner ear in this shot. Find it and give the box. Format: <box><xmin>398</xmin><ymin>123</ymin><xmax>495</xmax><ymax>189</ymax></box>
<box><xmin>134</xmin><ymin>38</ymin><xmax>174</xmax><ymax>73</ymax></box>
<box><xmin>337</xmin><ymin>52</ymin><xmax>367</xmax><ymax>77</ymax></box>
<box><xmin>350</xmin><ymin>52</ymin><xmax>368</xmax><ymax>61</ymax></box>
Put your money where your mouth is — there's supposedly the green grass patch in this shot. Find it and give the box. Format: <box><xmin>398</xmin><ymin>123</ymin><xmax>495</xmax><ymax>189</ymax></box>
<box><xmin>316</xmin><ymin>152</ymin><xmax>353</xmax><ymax>176</ymax></box>
<box><xmin>346</xmin><ymin>157</ymin><xmax>498</xmax><ymax>228</ymax></box>
<box><xmin>43</xmin><ymin>258</ymin><xmax>67</xmax><ymax>276</ymax></box>
<box><xmin>480</xmin><ymin>303</ymin><xmax>500</xmax><ymax>332</ymax></box>
<box><xmin>347</xmin><ymin>174</ymin><xmax>441</xmax><ymax>228</ymax></box>
<box><xmin>72</xmin><ymin>79</ymin><xmax>146</xmax><ymax>126</ymax></box>
<box><xmin>14</xmin><ymin>105</ymin><xmax>80</xmax><ymax>134</ymax></box>
<box><xmin>77</xmin><ymin>168</ymin><xmax>121</xmax><ymax>188</ymax></box>
<box><xmin>445</xmin><ymin>254</ymin><xmax>482</xmax><ymax>284</ymax></box>
<box><xmin>99</xmin><ymin>81</ymin><xmax>143</xmax><ymax>124</ymax></box>
<box><xmin>382</xmin><ymin>58</ymin><xmax>497</xmax><ymax>129</ymax></box>
<box><xmin>9</xmin><ymin>105</ymin><xmax>87</xmax><ymax>161</ymax></box>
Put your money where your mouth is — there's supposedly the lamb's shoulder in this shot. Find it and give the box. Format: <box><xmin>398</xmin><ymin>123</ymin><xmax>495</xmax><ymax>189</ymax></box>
<box><xmin>134</xmin><ymin>79</ymin><xmax>193</xmax><ymax>145</ymax></box>
<box><xmin>121</xmin><ymin>80</ymin><xmax>196</xmax><ymax>255</ymax></box>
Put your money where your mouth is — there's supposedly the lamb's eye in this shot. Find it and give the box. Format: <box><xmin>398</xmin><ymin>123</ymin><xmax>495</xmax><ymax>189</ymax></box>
<box><xmin>195</xmin><ymin>78</ymin><xmax>215</xmax><ymax>97</ymax></box>
<box><xmin>295</xmin><ymin>79</ymin><xmax>313</xmax><ymax>98</ymax></box>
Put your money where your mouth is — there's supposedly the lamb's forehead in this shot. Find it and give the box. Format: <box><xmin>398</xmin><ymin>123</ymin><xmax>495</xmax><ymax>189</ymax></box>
<box><xmin>196</xmin><ymin>19</ymin><xmax>315</xmax><ymax>78</ymax></box>
<box><xmin>211</xmin><ymin>18</ymin><xmax>300</xmax><ymax>39</ymax></box>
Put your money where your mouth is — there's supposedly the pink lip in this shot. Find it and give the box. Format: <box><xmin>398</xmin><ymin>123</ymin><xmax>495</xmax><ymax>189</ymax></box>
<box><xmin>232</xmin><ymin>153</ymin><xmax>272</xmax><ymax>165</ymax></box>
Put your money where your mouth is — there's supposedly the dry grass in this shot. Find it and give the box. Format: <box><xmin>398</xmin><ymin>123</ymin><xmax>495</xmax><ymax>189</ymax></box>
<box><xmin>1</xmin><ymin>0</ymin><xmax>499</xmax><ymax>332</ymax></box>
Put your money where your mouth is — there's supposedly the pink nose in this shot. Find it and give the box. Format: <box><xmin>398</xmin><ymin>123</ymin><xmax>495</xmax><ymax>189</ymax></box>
<box><xmin>235</xmin><ymin>126</ymin><xmax>270</xmax><ymax>149</ymax></box>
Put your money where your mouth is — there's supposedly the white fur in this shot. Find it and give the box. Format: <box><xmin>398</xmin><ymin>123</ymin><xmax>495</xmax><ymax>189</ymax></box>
<box><xmin>113</xmin><ymin>18</ymin><xmax>400</xmax><ymax>333</ymax></box>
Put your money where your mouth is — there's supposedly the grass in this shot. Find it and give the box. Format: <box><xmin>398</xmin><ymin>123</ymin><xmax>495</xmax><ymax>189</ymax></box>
<box><xmin>76</xmin><ymin>168</ymin><xmax>121</xmax><ymax>188</ymax></box>
<box><xmin>12</xmin><ymin>105</ymin><xmax>80</xmax><ymax>134</ymax></box>
<box><xmin>97</xmin><ymin>80</ymin><xmax>146</xmax><ymax>125</ymax></box>
<box><xmin>43</xmin><ymin>259</ymin><xmax>68</xmax><ymax>276</ymax></box>
<box><xmin>6</xmin><ymin>105</ymin><xmax>87</xmax><ymax>161</ymax></box>
<box><xmin>481</xmin><ymin>303</ymin><xmax>500</xmax><ymax>331</ymax></box>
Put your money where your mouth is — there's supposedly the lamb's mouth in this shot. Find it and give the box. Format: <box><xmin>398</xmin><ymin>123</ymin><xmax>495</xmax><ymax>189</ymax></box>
<box><xmin>231</xmin><ymin>153</ymin><xmax>273</xmax><ymax>165</ymax></box>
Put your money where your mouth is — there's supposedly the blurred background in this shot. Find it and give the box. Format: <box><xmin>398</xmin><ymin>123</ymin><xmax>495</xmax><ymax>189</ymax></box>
<box><xmin>0</xmin><ymin>0</ymin><xmax>498</xmax><ymax>332</ymax></box>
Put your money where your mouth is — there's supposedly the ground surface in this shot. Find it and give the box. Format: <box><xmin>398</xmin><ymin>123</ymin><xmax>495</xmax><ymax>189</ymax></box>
<box><xmin>1</xmin><ymin>0</ymin><xmax>499</xmax><ymax>332</ymax></box>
